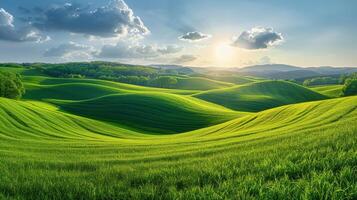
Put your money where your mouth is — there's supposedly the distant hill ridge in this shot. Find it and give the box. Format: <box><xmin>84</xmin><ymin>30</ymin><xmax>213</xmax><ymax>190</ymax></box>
<box><xmin>149</xmin><ymin>63</ymin><xmax>357</xmax><ymax>80</ymax></box>
<box><xmin>236</xmin><ymin>64</ymin><xmax>357</xmax><ymax>79</ymax></box>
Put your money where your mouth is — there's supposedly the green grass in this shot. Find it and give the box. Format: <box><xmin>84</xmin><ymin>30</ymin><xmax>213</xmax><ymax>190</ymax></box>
<box><xmin>49</xmin><ymin>92</ymin><xmax>244</xmax><ymax>134</ymax></box>
<box><xmin>0</xmin><ymin>66</ymin><xmax>46</xmax><ymax>76</ymax></box>
<box><xmin>21</xmin><ymin>76</ymin><xmax>243</xmax><ymax>133</ymax></box>
<box><xmin>310</xmin><ymin>84</ymin><xmax>343</xmax><ymax>98</ymax></box>
<box><xmin>0</xmin><ymin>98</ymin><xmax>145</xmax><ymax>140</ymax></box>
<box><xmin>0</xmin><ymin>96</ymin><xmax>356</xmax><ymax>199</ymax></box>
<box><xmin>208</xmin><ymin>75</ymin><xmax>266</xmax><ymax>84</ymax></box>
<box><xmin>194</xmin><ymin>80</ymin><xmax>328</xmax><ymax>112</ymax></box>
<box><xmin>174</xmin><ymin>77</ymin><xmax>234</xmax><ymax>90</ymax></box>
<box><xmin>23</xmin><ymin>76</ymin><xmax>199</xmax><ymax>96</ymax></box>
<box><xmin>0</xmin><ymin>69</ymin><xmax>356</xmax><ymax>199</ymax></box>
<box><xmin>23</xmin><ymin>82</ymin><xmax>130</xmax><ymax>101</ymax></box>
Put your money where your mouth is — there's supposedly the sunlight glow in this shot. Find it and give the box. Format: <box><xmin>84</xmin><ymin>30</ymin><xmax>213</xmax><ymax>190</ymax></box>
<box><xmin>214</xmin><ymin>42</ymin><xmax>235</xmax><ymax>65</ymax></box>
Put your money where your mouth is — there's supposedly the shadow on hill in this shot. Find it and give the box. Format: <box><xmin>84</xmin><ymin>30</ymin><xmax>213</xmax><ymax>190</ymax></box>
<box><xmin>194</xmin><ymin>81</ymin><xmax>327</xmax><ymax>112</ymax></box>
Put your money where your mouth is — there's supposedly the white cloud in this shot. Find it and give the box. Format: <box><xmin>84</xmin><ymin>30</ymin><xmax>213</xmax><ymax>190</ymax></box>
<box><xmin>0</xmin><ymin>8</ymin><xmax>13</xmax><ymax>27</ymax></box>
<box><xmin>0</xmin><ymin>8</ymin><xmax>49</xmax><ymax>42</ymax></box>
<box><xmin>33</xmin><ymin>0</ymin><xmax>149</xmax><ymax>38</ymax></box>
<box><xmin>44</xmin><ymin>42</ymin><xmax>96</xmax><ymax>60</ymax></box>
<box><xmin>173</xmin><ymin>54</ymin><xmax>197</xmax><ymax>64</ymax></box>
<box><xmin>232</xmin><ymin>27</ymin><xmax>284</xmax><ymax>49</ymax></box>
<box><xmin>157</xmin><ymin>45</ymin><xmax>183</xmax><ymax>54</ymax></box>
<box><xmin>98</xmin><ymin>42</ymin><xmax>182</xmax><ymax>58</ymax></box>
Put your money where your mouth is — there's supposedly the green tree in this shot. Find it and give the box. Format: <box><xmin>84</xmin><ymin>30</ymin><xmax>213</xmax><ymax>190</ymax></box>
<box><xmin>151</xmin><ymin>76</ymin><xmax>178</xmax><ymax>88</ymax></box>
<box><xmin>341</xmin><ymin>78</ymin><xmax>357</xmax><ymax>96</ymax></box>
<box><xmin>303</xmin><ymin>77</ymin><xmax>339</xmax><ymax>86</ymax></box>
<box><xmin>0</xmin><ymin>71</ymin><xmax>25</xmax><ymax>99</ymax></box>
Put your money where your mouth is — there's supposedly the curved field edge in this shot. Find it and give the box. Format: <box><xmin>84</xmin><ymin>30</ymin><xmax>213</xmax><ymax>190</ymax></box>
<box><xmin>23</xmin><ymin>76</ymin><xmax>200</xmax><ymax>95</ymax></box>
<box><xmin>47</xmin><ymin>92</ymin><xmax>245</xmax><ymax>134</ymax></box>
<box><xmin>193</xmin><ymin>80</ymin><xmax>328</xmax><ymax>112</ymax></box>
<box><xmin>0</xmin><ymin>96</ymin><xmax>355</xmax><ymax>141</ymax></box>
<box><xmin>0</xmin><ymin>98</ymin><xmax>147</xmax><ymax>141</ymax></box>
<box><xmin>173</xmin><ymin>77</ymin><xmax>235</xmax><ymax>90</ymax></box>
<box><xmin>0</xmin><ymin>96</ymin><xmax>356</xmax><ymax>199</ymax></box>
<box><xmin>310</xmin><ymin>84</ymin><xmax>343</xmax><ymax>98</ymax></box>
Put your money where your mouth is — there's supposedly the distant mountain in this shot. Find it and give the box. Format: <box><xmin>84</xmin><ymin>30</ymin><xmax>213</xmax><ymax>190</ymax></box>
<box><xmin>236</xmin><ymin>64</ymin><xmax>357</xmax><ymax>79</ymax></box>
<box><xmin>238</xmin><ymin>64</ymin><xmax>301</xmax><ymax>72</ymax></box>
<box><xmin>307</xmin><ymin>66</ymin><xmax>357</xmax><ymax>75</ymax></box>
<box><xmin>268</xmin><ymin>70</ymin><xmax>322</xmax><ymax>80</ymax></box>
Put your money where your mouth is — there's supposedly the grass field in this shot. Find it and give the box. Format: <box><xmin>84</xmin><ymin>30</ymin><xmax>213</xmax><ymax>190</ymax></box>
<box><xmin>207</xmin><ymin>74</ymin><xmax>266</xmax><ymax>85</ymax></box>
<box><xmin>0</xmin><ymin>69</ymin><xmax>356</xmax><ymax>199</ymax></box>
<box><xmin>23</xmin><ymin>76</ymin><xmax>199</xmax><ymax>96</ymax></box>
<box><xmin>49</xmin><ymin>93</ymin><xmax>243</xmax><ymax>134</ymax></box>
<box><xmin>173</xmin><ymin>77</ymin><xmax>235</xmax><ymax>90</ymax></box>
<box><xmin>0</xmin><ymin>96</ymin><xmax>356</xmax><ymax>199</ymax></box>
<box><xmin>194</xmin><ymin>81</ymin><xmax>327</xmax><ymax>112</ymax></box>
<box><xmin>310</xmin><ymin>85</ymin><xmax>344</xmax><ymax>98</ymax></box>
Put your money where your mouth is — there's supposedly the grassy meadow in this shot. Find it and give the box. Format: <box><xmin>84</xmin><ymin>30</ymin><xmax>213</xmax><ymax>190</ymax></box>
<box><xmin>0</xmin><ymin>66</ymin><xmax>356</xmax><ymax>199</ymax></box>
<box><xmin>310</xmin><ymin>85</ymin><xmax>344</xmax><ymax>98</ymax></box>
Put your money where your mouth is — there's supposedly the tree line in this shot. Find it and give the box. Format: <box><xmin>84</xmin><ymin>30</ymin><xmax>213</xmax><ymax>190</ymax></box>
<box><xmin>40</xmin><ymin>63</ymin><xmax>186</xmax><ymax>88</ymax></box>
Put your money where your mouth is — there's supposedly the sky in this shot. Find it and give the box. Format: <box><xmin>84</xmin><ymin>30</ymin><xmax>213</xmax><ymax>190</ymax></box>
<box><xmin>0</xmin><ymin>0</ymin><xmax>356</xmax><ymax>68</ymax></box>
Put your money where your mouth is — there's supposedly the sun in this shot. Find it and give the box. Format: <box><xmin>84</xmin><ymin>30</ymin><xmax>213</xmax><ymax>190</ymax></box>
<box><xmin>214</xmin><ymin>42</ymin><xmax>235</xmax><ymax>65</ymax></box>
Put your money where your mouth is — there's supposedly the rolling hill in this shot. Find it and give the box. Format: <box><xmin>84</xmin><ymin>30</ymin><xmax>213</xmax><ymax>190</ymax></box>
<box><xmin>1</xmin><ymin>63</ymin><xmax>356</xmax><ymax>199</ymax></box>
<box><xmin>204</xmin><ymin>74</ymin><xmax>265</xmax><ymax>85</ymax></box>
<box><xmin>24</xmin><ymin>83</ymin><xmax>129</xmax><ymax>101</ymax></box>
<box><xmin>194</xmin><ymin>81</ymin><xmax>327</xmax><ymax>112</ymax></box>
<box><xmin>310</xmin><ymin>85</ymin><xmax>343</xmax><ymax>97</ymax></box>
<box><xmin>49</xmin><ymin>92</ymin><xmax>244</xmax><ymax>134</ymax></box>
<box><xmin>0</xmin><ymin>95</ymin><xmax>356</xmax><ymax>199</ymax></box>
<box><xmin>22</xmin><ymin>76</ymin><xmax>199</xmax><ymax>98</ymax></box>
<box><xmin>0</xmin><ymin>97</ymin><xmax>142</xmax><ymax>140</ymax></box>
<box><xmin>173</xmin><ymin>77</ymin><xmax>234</xmax><ymax>90</ymax></box>
<box><xmin>237</xmin><ymin>64</ymin><xmax>357</xmax><ymax>79</ymax></box>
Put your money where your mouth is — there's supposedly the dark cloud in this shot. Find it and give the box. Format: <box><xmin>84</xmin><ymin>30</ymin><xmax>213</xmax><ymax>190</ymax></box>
<box><xmin>0</xmin><ymin>8</ymin><xmax>48</xmax><ymax>42</ymax></box>
<box><xmin>33</xmin><ymin>0</ymin><xmax>149</xmax><ymax>38</ymax></box>
<box><xmin>98</xmin><ymin>42</ymin><xmax>182</xmax><ymax>59</ymax></box>
<box><xmin>232</xmin><ymin>27</ymin><xmax>284</xmax><ymax>49</ymax></box>
<box><xmin>173</xmin><ymin>54</ymin><xmax>197</xmax><ymax>64</ymax></box>
<box><xmin>179</xmin><ymin>31</ymin><xmax>211</xmax><ymax>42</ymax></box>
<box><xmin>44</xmin><ymin>42</ymin><xmax>96</xmax><ymax>59</ymax></box>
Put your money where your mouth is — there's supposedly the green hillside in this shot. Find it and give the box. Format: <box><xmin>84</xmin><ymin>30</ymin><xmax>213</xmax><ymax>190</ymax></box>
<box><xmin>194</xmin><ymin>81</ymin><xmax>327</xmax><ymax>112</ymax></box>
<box><xmin>0</xmin><ymin>97</ymin><xmax>143</xmax><ymax>140</ymax></box>
<box><xmin>174</xmin><ymin>77</ymin><xmax>234</xmax><ymax>90</ymax></box>
<box><xmin>49</xmin><ymin>93</ymin><xmax>244</xmax><ymax>134</ymax></box>
<box><xmin>0</xmin><ymin>66</ymin><xmax>45</xmax><ymax>76</ymax></box>
<box><xmin>0</xmin><ymin>65</ymin><xmax>356</xmax><ymax>199</ymax></box>
<box><xmin>24</xmin><ymin>83</ymin><xmax>129</xmax><ymax>101</ymax></box>
<box><xmin>0</xmin><ymin>96</ymin><xmax>356</xmax><ymax>199</ymax></box>
<box><xmin>23</xmin><ymin>76</ymin><xmax>198</xmax><ymax>95</ymax></box>
<box><xmin>208</xmin><ymin>74</ymin><xmax>265</xmax><ymax>84</ymax></box>
<box><xmin>22</xmin><ymin>76</ymin><xmax>232</xmax><ymax>101</ymax></box>
<box><xmin>310</xmin><ymin>85</ymin><xmax>343</xmax><ymax>97</ymax></box>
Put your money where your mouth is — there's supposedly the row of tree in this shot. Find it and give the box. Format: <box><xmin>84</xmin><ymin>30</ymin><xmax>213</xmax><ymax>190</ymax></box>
<box><xmin>302</xmin><ymin>77</ymin><xmax>340</xmax><ymax>86</ymax></box>
<box><xmin>39</xmin><ymin>63</ymin><xmax>186</xmax><ymax>88</ymax></box>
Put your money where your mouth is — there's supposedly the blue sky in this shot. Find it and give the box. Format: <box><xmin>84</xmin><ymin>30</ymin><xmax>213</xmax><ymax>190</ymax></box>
<box><xmin>0</xmin><ymin>0</ymin><xmax>356</xmax><ymax>67</ymax></box>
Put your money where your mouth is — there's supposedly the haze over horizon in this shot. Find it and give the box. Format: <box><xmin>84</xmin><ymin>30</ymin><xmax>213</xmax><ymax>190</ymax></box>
<box><xmin>1</xmin><ymin>0</ymin><xmax>356</xmax><ymax>67</ymax></box>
